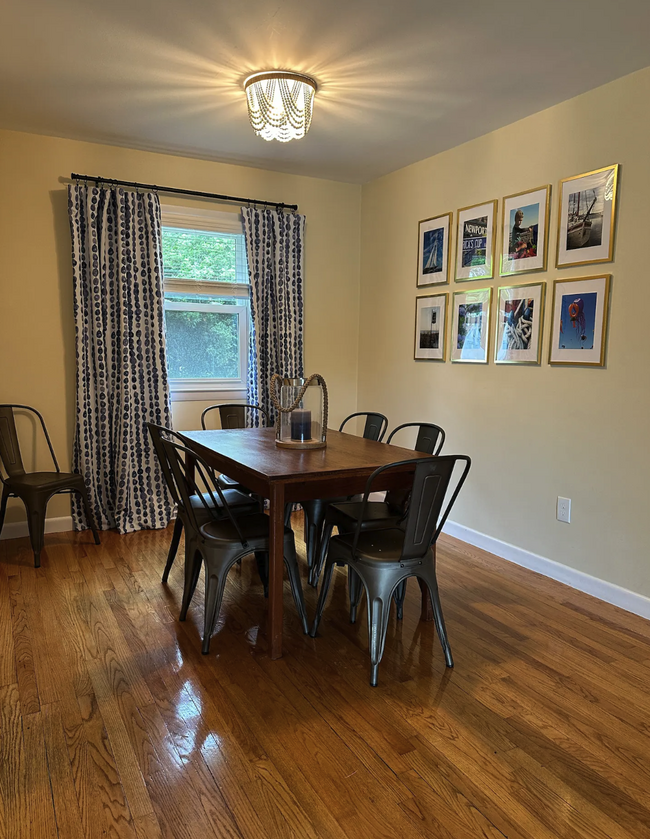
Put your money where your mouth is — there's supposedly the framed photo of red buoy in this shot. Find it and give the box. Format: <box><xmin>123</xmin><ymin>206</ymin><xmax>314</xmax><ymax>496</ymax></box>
<box><xmin>549</xmin><ymin>275</ymin><xmax>611</xmax><ymax>367</ymax></box>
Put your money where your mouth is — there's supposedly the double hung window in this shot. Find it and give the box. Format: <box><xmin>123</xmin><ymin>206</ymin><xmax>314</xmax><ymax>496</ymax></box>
<box><xmin>161</xmin><ymin>206</ymin><xmax>250</xmax><ymax>399</ymax></box>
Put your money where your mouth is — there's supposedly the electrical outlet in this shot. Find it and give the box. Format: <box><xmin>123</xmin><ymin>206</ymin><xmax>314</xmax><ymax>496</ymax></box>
<box><xmin>557</xmin><ymin>496</ymin><xmax>571</xmax><ymax>523</ymax></box>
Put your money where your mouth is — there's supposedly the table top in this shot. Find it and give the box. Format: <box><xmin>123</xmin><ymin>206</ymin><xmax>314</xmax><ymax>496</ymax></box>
<box><xmin>179</xmin><ymin>427</ymin><xmax>430</xmax><ymax>483</ymax></box>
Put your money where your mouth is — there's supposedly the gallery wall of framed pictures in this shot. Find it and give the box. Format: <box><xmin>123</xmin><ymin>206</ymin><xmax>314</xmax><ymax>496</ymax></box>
<box><xmin>412</xmin><ymin>164</ymin><xmax>618</xmax><ymax>369</ymax></box>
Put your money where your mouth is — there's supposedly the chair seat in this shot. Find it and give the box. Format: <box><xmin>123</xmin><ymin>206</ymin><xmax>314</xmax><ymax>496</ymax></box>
<box><xmin>328</xmin><ymin>500</ymin><xmax>401</xmax><ymax>531</ymax></box>
<box><xmin>5</xmin><ymin>471</ymin><xmax>84</xmax><ymax>492</ymax></box>
<box><xmin>330</xmin><ymin>528</ymin><xmax>427</xmax><ymax>564</ymax></box>
<box><xmin>217</xmin><ymin>474</ymin><xmax>240</xmax><ymax>489</ymax></box>
<box><xmin>200</xmin><ymin>512</ymin><xmax>290</xmax><ymax>543</ymax></box>
<box><xmin>190</xmin><ymin>489</ymin><xmax>259</xmax><ymax>525</ymax></box>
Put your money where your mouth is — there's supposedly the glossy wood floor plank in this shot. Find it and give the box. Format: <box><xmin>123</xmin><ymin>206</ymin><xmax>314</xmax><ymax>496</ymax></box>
<box><xmin>2</xmin><ymin>524</ymin><xmax>650</xmax><ymax>838</ymax></box>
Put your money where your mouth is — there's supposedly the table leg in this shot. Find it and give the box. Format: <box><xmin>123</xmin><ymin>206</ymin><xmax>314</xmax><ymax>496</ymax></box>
<box><xmin>268</xmin><ymin>483</ymin><xmax>285</xmax><ymax>659</ymax></box>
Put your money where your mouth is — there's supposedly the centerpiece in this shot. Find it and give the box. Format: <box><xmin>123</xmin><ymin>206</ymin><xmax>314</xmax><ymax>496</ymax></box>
<box><xmin>270</xmin><ymin>373</ymin><xmax>328</xmax><ymax>450</ymax></box>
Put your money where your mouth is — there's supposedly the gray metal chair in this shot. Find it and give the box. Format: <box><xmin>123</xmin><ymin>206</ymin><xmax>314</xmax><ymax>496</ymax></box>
<box><xmin>310</xmin><ymin>454</ymin><xmax>471</xmax><ymax>686</ymax></box>
<box><xmin>311</xmin><ymin>422</ymin><xmax>446</xmax><ymax>608</ymax></box>
<box><xmin>147</xmin><ymin>424</ymin><xmax>259</xmax><ymax>583</ymax></box>
<box><xmin>0</xmin><ymin>404</ymin><xmax>100</xmax><ymax>566</ymax></box>
<box><xmin>201</xmin><ymin>403</ymin><xmax>270</xmax><ymax>496</ymax></box>
<box><xmin>156</xmin><ymin>435</ymin><xmax>309</xmax><ymax>653</ymax></box>
<box><xmin>302</xmin><ymin>411</ymin><xmax>389</xmax><ymax>583</ymax></box>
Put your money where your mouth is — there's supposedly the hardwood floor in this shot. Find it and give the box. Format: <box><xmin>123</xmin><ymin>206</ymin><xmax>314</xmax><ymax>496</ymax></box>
<box><xmin>1</xmin><ymin>520</ymin><xmax>650</xmax><ymax>838</ymax></box>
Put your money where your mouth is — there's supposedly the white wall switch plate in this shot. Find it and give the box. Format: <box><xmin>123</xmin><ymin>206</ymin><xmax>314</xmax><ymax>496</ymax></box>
<box><xmin>557</xmin><ymin>496</ymin><xmax>571</xmax><ymax>523</ymax></box>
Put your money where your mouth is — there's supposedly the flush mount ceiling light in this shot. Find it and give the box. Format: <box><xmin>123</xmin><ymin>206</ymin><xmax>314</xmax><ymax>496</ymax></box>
<box><xmin>244</xmin><ymin>71</ymin><xmax>317</xmax><ymax>142</ymax></box>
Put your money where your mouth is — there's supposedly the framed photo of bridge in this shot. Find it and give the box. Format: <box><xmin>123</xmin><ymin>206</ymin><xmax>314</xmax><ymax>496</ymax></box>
<box><xmin>556</xmin><ymin>164</ymin><xmax>619</xmax><ymax>268</ymax></box>
<box><xmin>417</xmin><ymin>212</ymin><xmax>452</xmax><ymax>286</ymax></box>
<box><xmin>450</xmin><ymin>287</ymin><xmax>492</xmax><ymax>363</ymax></box>
<box><xmin>454</xmin><ymin>200</ymin><xmax>497</xmax><ymax>282</ymax></box>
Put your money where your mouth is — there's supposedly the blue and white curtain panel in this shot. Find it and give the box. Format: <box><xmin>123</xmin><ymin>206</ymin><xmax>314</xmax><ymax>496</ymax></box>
<box><xmin>242</xmin><ymin>207</ymin><xmax>306</xmax><ymax>425</ymax></box>
<box><xmin>68</xmin><ymin>184</ymin><xmax>173</xmax><ymax>533</ymax></box>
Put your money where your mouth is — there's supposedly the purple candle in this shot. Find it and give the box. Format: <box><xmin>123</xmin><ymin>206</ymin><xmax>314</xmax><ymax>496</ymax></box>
<box><xmin>290</xmin><ymin>408</ymin><xmax>312</xmax><ymax>441</ymax></box>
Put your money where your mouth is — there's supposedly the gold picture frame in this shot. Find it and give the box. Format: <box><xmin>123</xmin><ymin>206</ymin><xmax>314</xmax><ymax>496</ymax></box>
<box><xmin>416</xmin><ymin>212</ymin><xmax>452</xmax><ymax>287</ymax></box>
<box><xmin>414</xmin><ymin>293</ymin><xmax>448</xmax><ymax>361</ymax></box>
<box><xmin>454</xmin><ymin>200</ymin><xmax>498</xmax><ymax>282</ymax></box>
<box><xmin>500</xmin><ymin>185</ymin><xmax>551</xmax><ymax>277</ymax></box>
<box><xmin>556</xmin><ymin>164</ymin><xmax>619</xmax><ymax>269</ymax></box>
<box><xmin>494</xmin><ymin>281</ymin><xmax>546</xmax><ymax>365</ymax></box>
<box><xmin>548</xmin><ymin>274</ymin><xmax>611</xmax><ymax>367</ymax></box>
<box><xmin>450</xmin><ymin>287</ymin><xmax>492</xmax><ymax>363</ymax></box>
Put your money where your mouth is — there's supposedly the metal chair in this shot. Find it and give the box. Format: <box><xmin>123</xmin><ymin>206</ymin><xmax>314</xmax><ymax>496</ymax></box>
<box><xmin>310</xmin><ymin>454</ymin><xmax>471</xmax><ymax>686</ymax></box>
<box><xmin>200</xmin><ymin>403</ymin><xmax>270</xmax><ymax>431</ymax></box>
<box><xmin>156</xmin><ymin>435</ymin><xmax>309</xmax><ymax>653</ymax></box>
<box><xmin>301</xmin><ymin>411</ymin><xmax>389</xmax><ymax>583</ymax></box>
<box><xmin>201</xmin><ymin>403</ymin><xmax>269</xmax><ymax>495</ymax></box>
<box><xmin>311</xmin><ymin>422</ymin><xmax>446</xmax><ymax>605</ymax></box>
<box><xmin>0</xmin><ymin>405</ymin><xmax>100</xmax><ymax>567</ymax></box>
<box><xmin>147</xmin><ymin>423</ymin><xmax>260</xmax><ymax>583</ymax></box>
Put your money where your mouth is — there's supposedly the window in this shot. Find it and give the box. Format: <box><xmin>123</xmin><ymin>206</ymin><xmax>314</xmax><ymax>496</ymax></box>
<box><xmin>161</xmin><ymin>206</ymin><xmax>250</xmax><ymax>399</ymax></box>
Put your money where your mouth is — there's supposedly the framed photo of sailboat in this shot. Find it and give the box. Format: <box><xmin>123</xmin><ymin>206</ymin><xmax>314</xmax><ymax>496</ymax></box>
<box><xmin>500</xmin><ymin>186</ymin><xmax>551</xmax><ymax>276</ymax></box>
<box><xmin>556</xmin><ymin>164</ymin><xmax>619</xmax><ymax>268</ymax></box>
<box><xmin>414</xmin><ymin>293</ymin><xmax>448</xmax><ymax>360</ymax></box>
<box><xmin>417</xmin><ymin>212</ymin><xmax>452</xmax><ymax>286</ymax></box>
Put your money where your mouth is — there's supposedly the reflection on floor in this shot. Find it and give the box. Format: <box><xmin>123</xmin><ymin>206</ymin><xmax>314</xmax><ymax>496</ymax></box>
<box><xmin>1</xmin><ymin>515</ymin><xmax>650</xmax><ymax>839</ymax></box>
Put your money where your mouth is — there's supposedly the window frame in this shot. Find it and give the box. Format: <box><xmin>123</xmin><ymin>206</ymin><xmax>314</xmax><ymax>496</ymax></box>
<box><xmin>161</xmin><ymin>205</ymin><xmax>250</xmax><ymax>401</ymax></box>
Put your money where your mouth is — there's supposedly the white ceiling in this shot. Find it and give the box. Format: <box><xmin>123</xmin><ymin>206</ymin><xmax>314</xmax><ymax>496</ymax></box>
<box><xmin>2</xmin><ymin>0</ymin><xmax>650</xmax><ymax>183</ymax></box>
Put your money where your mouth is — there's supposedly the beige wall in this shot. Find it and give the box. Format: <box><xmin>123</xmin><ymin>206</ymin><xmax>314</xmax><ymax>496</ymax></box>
<box><xmin>0</xmin><ymin>129</ymin><xmax>361</xmax><ymax>524</ymax></box>
<box><xmin>358</xmin><ymin>67</ymin><xmax>650</xmax><ymax>598</ymax></box>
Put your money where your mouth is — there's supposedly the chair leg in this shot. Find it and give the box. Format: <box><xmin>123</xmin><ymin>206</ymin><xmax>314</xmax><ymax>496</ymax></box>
<box><xmin>26</xmin><ymin>501</ymin><xmax>47</xmax><ymax>568</ymax></box>
<box><xmin>254</xmin><ymin>551</ymin><xmax>269</xmax><ymax>597</ymax></box>
<box><xmin>0</xmin><ymin>486</ymin><xmax>9</xmax><ymax>539</ymax></box>
<box><xmin>393</xmin><ymin>580</ymin><xmax>407</xmax><ymax>620</ymax></box>
<box><xmin>162</xmin><ymin>518</ymin><xmax>183</xmax><ymax>583</ymax></box>
<box><xmin>283</xmin><ymin>539</ymin><xmax>309</xmax><ymax>633</ymax></box>
<box><xmin>179</xmin><ymin>546</ymin><xmax>202</xmax><ymax>621</ymax></box>
<box><xmin>309</xmin><ymin>558</ymin><xmax>336</xmax><ymax>638</ymax></box>
<box><xmin>349</xmin><ymin>567</ymin><xmax>363</xmax><ymax>623</ymax></box>
<box><xmin>310</xmin><ymin>521</ymin><xmax>333</xmax><ymax>588</ymax></box>
<box><xmin>78</xmin><ymin>485</ymin><xmax>101</xmax><ymax>545</ymax></box>
<box><xmin>418</xmin><ymin>567</ymin><xmax>453</xmax><ymax>668</ymax></box>
<box><xmin>202</xmin><ymin>571</ymin><xmax>229</xmax><ymax>654</ymax></box>
<box><xmin>364</xmin><ymin>578</ymin><xmax>395</xmax><ymax>687</ymax></box>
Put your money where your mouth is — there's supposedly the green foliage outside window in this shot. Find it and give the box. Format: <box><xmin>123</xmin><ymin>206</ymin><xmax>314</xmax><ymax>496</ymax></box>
<box><xmin>165</xmin><ymin>309</ymin><xmax>240</xmax><ymax>379</ymax></box>
<box><xmin>162</xmin><ymin>227</ymin><xmax>238</xmax><ymax>282</ymax></box>
<box><xmin>162</xmin><ymin>225</ymin><xmax>247</xmax><ymax>381</ymax></box>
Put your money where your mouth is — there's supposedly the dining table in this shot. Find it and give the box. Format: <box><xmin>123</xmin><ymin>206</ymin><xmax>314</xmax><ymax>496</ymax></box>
<box><xmin>179</xmin><ymin>426</ymin><xmax>434</xmax><ymax>659</ymax></box>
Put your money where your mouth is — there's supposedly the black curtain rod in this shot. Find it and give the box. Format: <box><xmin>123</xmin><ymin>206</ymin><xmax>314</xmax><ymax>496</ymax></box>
<box><xmin>69</xmin><ymin>173</ymin><xmax>298</xmax><ymax>212</ymax></box>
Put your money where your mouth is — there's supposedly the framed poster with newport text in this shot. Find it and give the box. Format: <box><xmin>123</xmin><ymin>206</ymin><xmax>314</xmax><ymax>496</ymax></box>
<box><xmin>455</xmin><ymin>200</ymin><xmax>497</xmax><ymax>282</ymax></box>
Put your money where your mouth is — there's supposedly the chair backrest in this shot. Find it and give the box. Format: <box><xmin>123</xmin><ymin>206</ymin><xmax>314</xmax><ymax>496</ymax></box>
<box><xmin>201</xmin><ymin>403</ymin><xmax>270</xmax><ymax>430</ymax></box>
<box><xmin>147</xmin><ymin>425</ymin><xmax>249</xmax><ymax>548</ymax></box>
<box><xmin>351</xmin><ymin>455</ymin><xmax>471</xmax><ymax>561</ymax></box>
<box><xmin>339</xmin><ymin>412</ymin><xmax>388</xmax><ymax>442</ymax></box>
<box><xmin>384</xmin><ymin>424</ymin><xmax>444</xmax><ymax>513</ymax></box>
<box><xmin>386</xmin><ymin>422</ymin><xmax>445</xmax><ymax>456</ymax></box>
<box><xmin>146</xmin><ymin>423</ymin><xmax>186</xmax><ymax>508</ymax></box>
<box><xmin>0</xmin><ymin>404</ymin><xmax>59</xmax><ymax>480</ymax></box>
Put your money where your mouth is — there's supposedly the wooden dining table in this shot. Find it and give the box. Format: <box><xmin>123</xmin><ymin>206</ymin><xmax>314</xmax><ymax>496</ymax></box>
<box><xmin>179</xmin><ymin>427</ymin><xmax>433</xmax><ymax>659</ymax></box>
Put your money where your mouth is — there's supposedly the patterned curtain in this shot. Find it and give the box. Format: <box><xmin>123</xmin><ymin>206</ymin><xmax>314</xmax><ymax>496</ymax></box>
<box><xmin>241</xmin><ymin>207</ymin><xmax>305</xmax><ymax>425</ymax></box>
<box><xmin>68</xmin><ymin>184</ymin><xmax>173</xmax><ymax>534</ymax></box>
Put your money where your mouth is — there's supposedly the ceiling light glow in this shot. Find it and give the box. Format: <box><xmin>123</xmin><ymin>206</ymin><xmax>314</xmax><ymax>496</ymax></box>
<box><xmin>244</xmin><ymin>71</ymin><xmax>316</xmax><ymax>142</ymax></box>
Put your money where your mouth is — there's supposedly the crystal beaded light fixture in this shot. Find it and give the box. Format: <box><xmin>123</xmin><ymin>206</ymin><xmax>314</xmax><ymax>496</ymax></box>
<box><xmin>244</xmin><ymin>71</ymin><xmax>317</xmax><ymax>142</ymax></box>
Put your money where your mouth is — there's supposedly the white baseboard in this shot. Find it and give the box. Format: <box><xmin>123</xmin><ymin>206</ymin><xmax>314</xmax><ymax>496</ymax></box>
<box><xmin>443</xmin><ymin>520</ymin><xmax>650</xmax><ymax>621</ymax></box>
<box><xmin>0</xmin><ymin>516</ymin><xmax>74</xmax><ymax>541</ymax></box>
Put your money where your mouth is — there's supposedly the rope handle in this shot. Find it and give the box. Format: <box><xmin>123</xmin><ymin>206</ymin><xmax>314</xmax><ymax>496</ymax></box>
<box><xmin>270</xmin><ymin>373</ymin><xmax>329</xmax><ymax>438</ymax></box>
